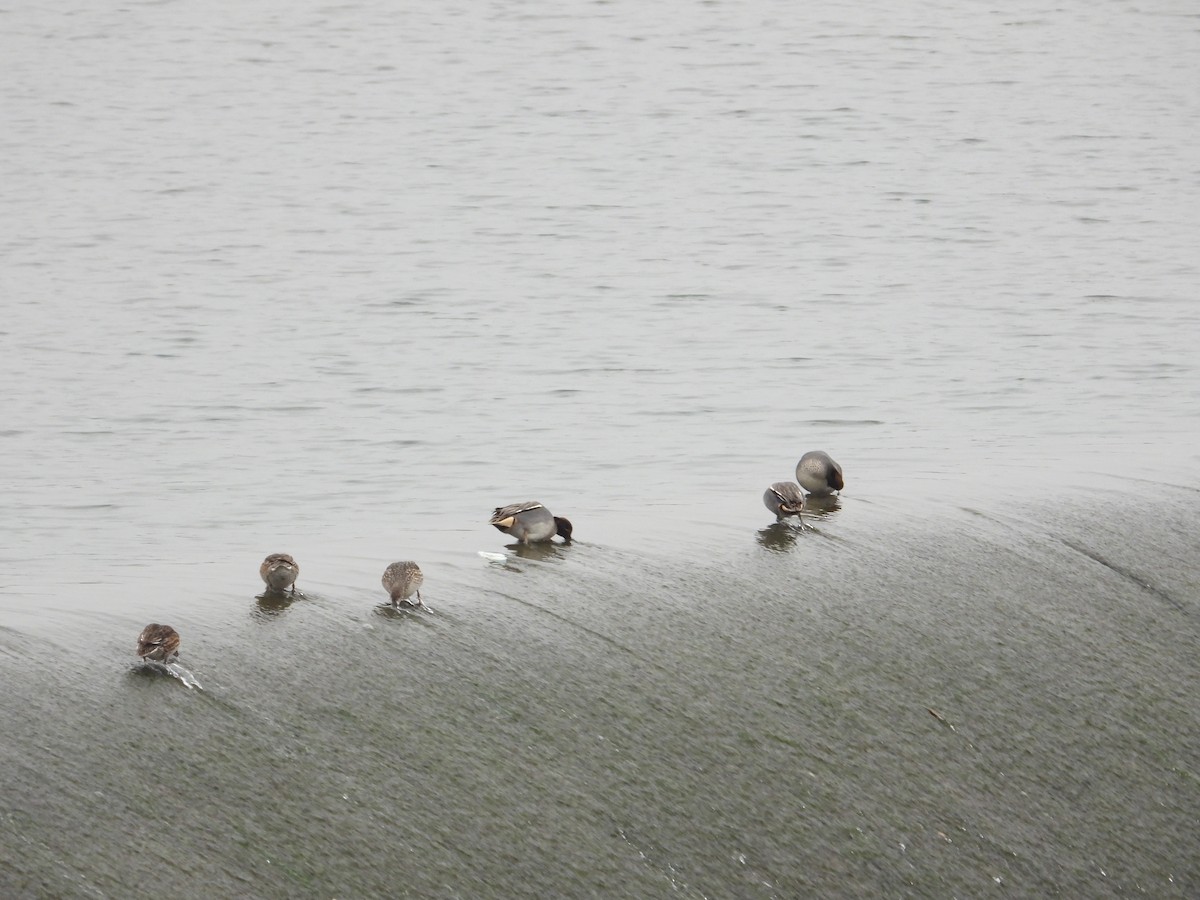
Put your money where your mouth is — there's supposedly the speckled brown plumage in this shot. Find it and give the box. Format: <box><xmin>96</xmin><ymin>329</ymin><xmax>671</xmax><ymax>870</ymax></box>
<box><xmin>260</xmin><ymin>553</ymin><xmax>299</xmax><ymax>592</ymax></box>
<box><xmin>382</xmin><ymin>561</ymin><xmax>424</xmax><ymax>608</ymax></box>
<box><xmin>136</xmin><ymin>624</ymin><xmax>180</xmax><ymax>663</ymax></box>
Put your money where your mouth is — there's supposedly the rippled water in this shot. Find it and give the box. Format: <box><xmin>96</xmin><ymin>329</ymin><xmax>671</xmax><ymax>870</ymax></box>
<box><xmin>3</xmin><ymin>0</ymin><xmax>1199</xmax><ymax>896</ymax></box>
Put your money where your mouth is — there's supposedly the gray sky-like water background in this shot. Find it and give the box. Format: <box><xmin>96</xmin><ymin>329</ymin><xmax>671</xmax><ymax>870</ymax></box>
<box><xmin>2</xmin><ymin>0</ymin><xmax>1199</xmax><ymax>896</ymax></box>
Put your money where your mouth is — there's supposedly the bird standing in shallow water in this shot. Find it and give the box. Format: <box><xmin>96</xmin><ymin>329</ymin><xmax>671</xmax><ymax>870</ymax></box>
<box><xmin>763</xmin><ymin>481</ymin><xmax>806</xmax><ymax>522</ymax></box>
<box><xmin>382</xmin><ymin>561</ymin><xmax>424</xmax><ymax>608</ymax></box>
<box><xmin>260</xmin><ymin>553</ymin><xmax>300</xmax><ymax>593</ymax></box>
<box><xmin>137</xmin><ymin>624</ymin><xmax>180</xmax><ymax>663</ymax></box>
<box><xmin>489</xmin><ymin>502</ymin><xmax>573</xmax><ymax>544</ymax></box>
<box><xmin>796</xmin><ymin>451</ymin><xmax>844</xmax><ymax>496</ymax></box>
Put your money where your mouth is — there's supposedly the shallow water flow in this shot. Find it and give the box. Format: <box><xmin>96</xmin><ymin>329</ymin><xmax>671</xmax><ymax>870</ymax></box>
<box><xmin>2</xmin><ymin>0</ymin><xmax>1199</xmax><ymax>895</ymax></box>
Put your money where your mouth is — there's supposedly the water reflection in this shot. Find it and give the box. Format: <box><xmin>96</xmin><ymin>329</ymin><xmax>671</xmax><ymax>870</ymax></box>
<box><xmin>371</xmin><ymin>602</ymin><xmax>435</xmax><ymax>622</ymax></box>
<box><xmin>254</xmin><ymin>589</ymin><xmax>299</xmax><ymax>618</ymax></box>
<box><xmin>803</xmin><ymin>495</ymin><xmax>842</xmax><ymax>517</ymax></box>
<box><xmin>507</xmin><ymin>542</ymin><xmax>572</xmax><ymax>563</ymax></box>
<box><xmin>756</xmin><ymin>496</ymin><xmax>840</xmax><ymax>551</ymax></box>
<box><xmin>757</xmin><ymin>521</ymin><xmax>804</xmax><ymax>552</ymax></box>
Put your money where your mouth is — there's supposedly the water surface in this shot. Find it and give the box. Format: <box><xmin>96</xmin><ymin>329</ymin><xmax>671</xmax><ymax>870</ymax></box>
<box><xmin>2</xmin><ymin>0</ymin><xmax>1198</xmax><ymax>896</ymax></box>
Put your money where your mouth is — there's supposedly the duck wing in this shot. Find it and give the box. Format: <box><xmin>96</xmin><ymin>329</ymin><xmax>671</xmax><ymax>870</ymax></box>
<box><xmin>489</xmin><ymin>501</ymin><xmax>544</xmax><ymax>524</ymax></box>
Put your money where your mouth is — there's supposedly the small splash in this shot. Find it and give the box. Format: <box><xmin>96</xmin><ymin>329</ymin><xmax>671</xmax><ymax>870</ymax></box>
<box><xmin>478</xmin><ymin>551</ymin><xmax>508</xmax><ymax>564</ymax></box>
<box><xmin>162</xmin><ymin>661</ymin><xmax>202</xmax><ymax>690</ymax></box>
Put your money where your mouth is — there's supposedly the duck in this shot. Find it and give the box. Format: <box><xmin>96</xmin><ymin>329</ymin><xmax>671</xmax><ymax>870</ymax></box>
<box><xmin>489</xmin><ymin>502</ymin><xmax>573</xmax><ymax>544</ymax></box>
<box><xmin>763</xmin><ymin>481</ymin><xmax>806</xmax><ymax>521</ymax></box>
<box><xmin>382</xmin><ymin>561</ymin><xmax>424</xmax><ymax>608</ymax></box>
<box><xmin>796</xmin><ymin>450</ymin><xmax>844</xmax><ymax>496</ymax></box>
<box><xmin>260</xmin><ymin>553</ymin><xmax>299</xmax><ymax>593</ymax></box>
<box><xmin>136</xmin><ymin>624</ymin><xmax>180</xmax><ymax>663</ymax></box>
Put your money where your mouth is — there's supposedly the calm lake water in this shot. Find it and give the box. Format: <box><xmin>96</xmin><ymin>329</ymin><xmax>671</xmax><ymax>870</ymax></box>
<box><xmin>3</xmin><ymin>0</ymin><xmax>1199</xmax><ymax>896</ymax></box>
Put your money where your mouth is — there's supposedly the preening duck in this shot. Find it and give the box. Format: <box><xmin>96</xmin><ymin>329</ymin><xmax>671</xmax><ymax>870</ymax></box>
<box><xmin>136</xmin><ymin>624</ymin><xmax>180</xmax><ymax>663</ymax></box>
<box><xmin>796</xmin><ymin>451</ymin><xmax>844</xmax><ymax>496</ymax></box>
<box><xmin>763</xmin><ymin>481</ymin><xmax>806</xmax><ymax>521</ymax></box>
<box><xmin>260</xmin><ymin>553</ymin><xmax>300</xmax><ymax>593</ymax></box>
<box><xmin>489</xmin><ymin>502</ymin><xmax>573</xmax><ymax>544</ymax></box>
<box><xmin>382</xmin><ymin>560</ymin><xmax>424</xmax><ymax>608</ymax></box>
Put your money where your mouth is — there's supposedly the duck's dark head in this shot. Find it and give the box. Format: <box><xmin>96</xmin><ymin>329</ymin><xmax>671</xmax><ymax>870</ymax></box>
<box><xmin>829</xmin><ymin>469</ymin><xmax>845</xmax><ymax>492</ymax></box>
<box><xmin>554</xmin><ymin>516</ymin><xmax>573</xmax><ymax>543</ymax></box>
